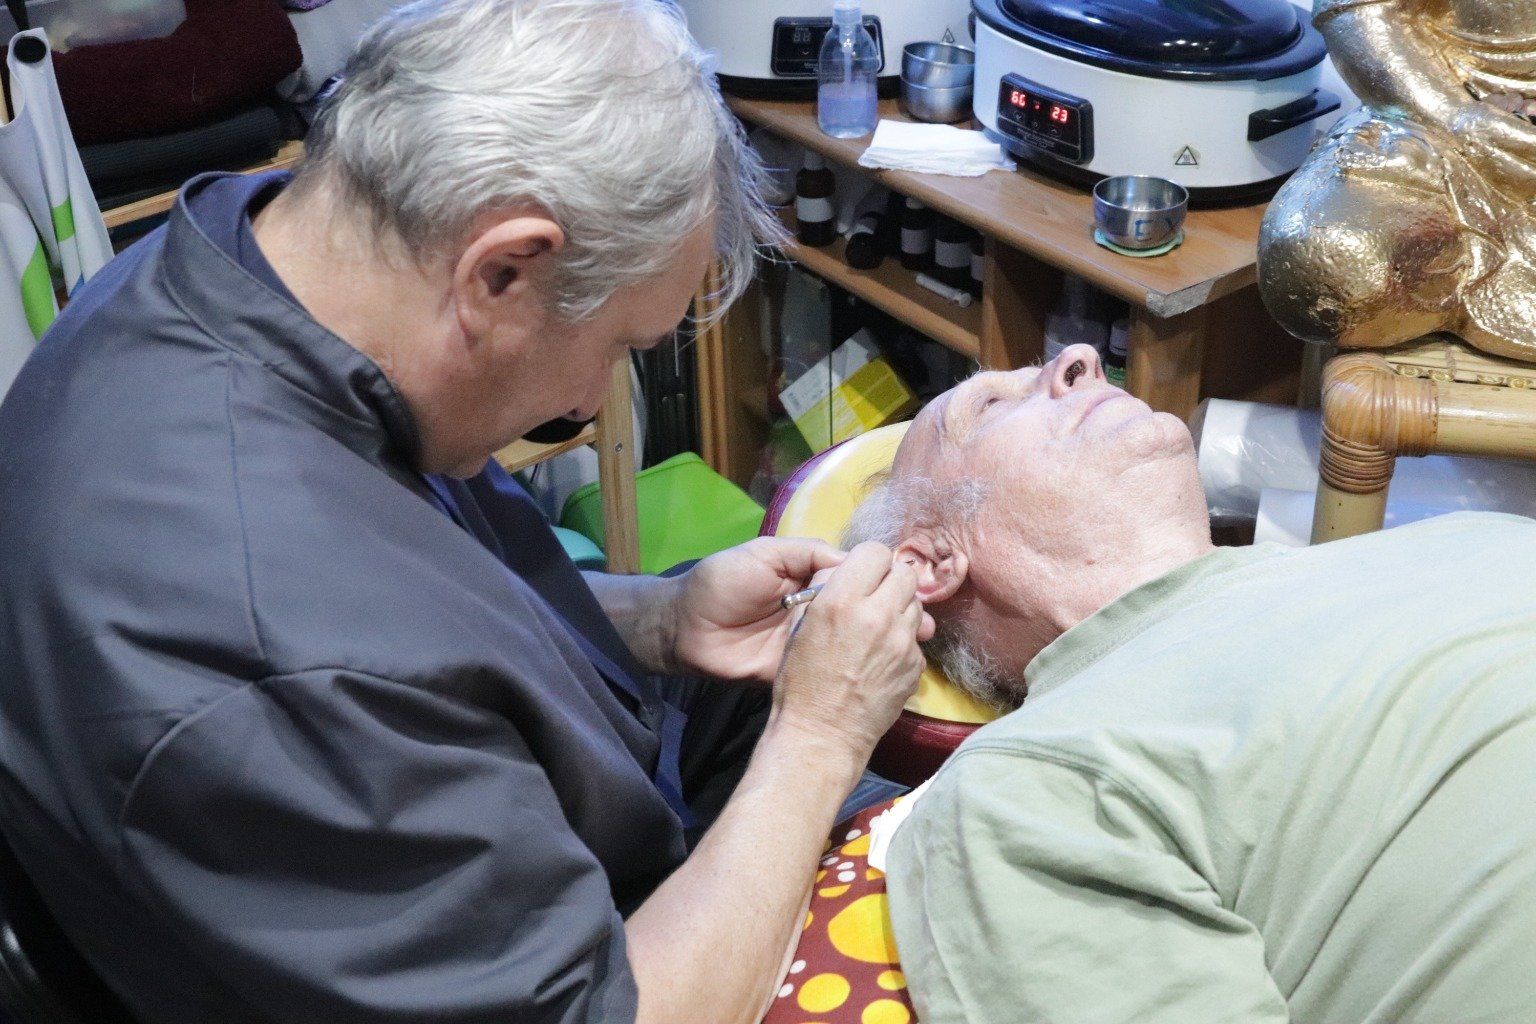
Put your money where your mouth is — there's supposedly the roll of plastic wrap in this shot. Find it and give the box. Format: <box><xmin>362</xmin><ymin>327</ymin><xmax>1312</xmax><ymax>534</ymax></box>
<box><xmin>1192</xmin><ymin>399</ymin><xmax>1536</xmax><ymax>525</ymax></box>
<box><xmin>1191</xmin><ymin>400</ymin><xmax>1321</xmax><ymax>523</ymax></box>
<box><xmin>1254</xmin><ymin>487</ymin><xmax>1453</xmax><ymax>547</ymax></box>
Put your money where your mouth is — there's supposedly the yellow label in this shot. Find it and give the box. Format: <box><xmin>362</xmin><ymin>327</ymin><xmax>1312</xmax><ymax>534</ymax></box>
<box><xmin>792</xmin><ymin>356</ymin><xmax>916</xmax><ymax>452</ymax></box>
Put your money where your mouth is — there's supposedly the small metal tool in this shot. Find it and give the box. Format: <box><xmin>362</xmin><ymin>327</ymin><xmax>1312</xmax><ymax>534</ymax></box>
<box><xmin>780</xmin><ymin>584</ymin><xmax>823</xmax><ymax>611</ymax></box>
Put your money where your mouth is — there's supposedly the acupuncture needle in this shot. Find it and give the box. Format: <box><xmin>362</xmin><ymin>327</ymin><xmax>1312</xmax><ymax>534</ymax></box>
<box><xmin>780</xmin><ymin>584</ymin><xmax>823</xmax><ymax>611</ymax></box>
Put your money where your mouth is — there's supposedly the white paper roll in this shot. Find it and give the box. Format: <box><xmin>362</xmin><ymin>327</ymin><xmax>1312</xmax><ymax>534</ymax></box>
<box><xmin>1192</xmin><ymin>399</ymin><xmax>1536</xmax><ymax>526</ymax></box>
<box><xmin>1254</xmin><ymin>487</ymin><xmax>1455</xmax><ymax>547</ymax></box>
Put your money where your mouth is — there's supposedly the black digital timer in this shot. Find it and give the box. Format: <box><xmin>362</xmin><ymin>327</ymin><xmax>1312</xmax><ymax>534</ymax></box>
<box><xmin>995</xmin><ymin>74</ymin><xmax>1093</xmax><ymax>164</ymax></box>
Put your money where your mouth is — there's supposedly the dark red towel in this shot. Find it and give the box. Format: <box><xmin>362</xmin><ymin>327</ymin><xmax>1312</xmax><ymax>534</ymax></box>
<box><xmin>53</xmin><ymin>0</ymin><xmax>302</xmax><ymax>145</ymax></box>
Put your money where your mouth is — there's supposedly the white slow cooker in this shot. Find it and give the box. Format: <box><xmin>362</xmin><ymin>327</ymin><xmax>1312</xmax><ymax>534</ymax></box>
<box><xmin>677</xmin><ymin>0</ymin><xmax>972</xmax><ymax>96</ymax></box>
<box><xmin>972</xmin><ymin>0</ymin><xmax>1344</xmax><ymax>201</ymax></box>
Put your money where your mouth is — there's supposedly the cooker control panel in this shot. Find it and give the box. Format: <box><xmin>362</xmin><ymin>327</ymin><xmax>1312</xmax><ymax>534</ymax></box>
<box><xmin>996</xmin><ymin>74</ymin><xmax>1093</xmax><ymax>164</ymax></box>
<box><xmin>771</xmin><ymin>17</ymin><xmax>885</xmax><ymax>78</ymax></box>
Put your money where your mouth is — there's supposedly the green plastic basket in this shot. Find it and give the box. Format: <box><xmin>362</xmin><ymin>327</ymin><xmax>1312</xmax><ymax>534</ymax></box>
<box><xmin>561</xmin><ymin>452</ymin><xmax>765</xmax><ymax>575</ymax></box>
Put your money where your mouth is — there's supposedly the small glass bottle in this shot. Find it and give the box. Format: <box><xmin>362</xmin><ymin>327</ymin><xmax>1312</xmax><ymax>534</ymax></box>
<box><xmin>817</xmin><ymin>0</ymin><xmax>880</xmax><ymax>139</ymax></box>
<box><xmin>1043</xmin><ymin>275</ymin><xmax>1110</xmax><ymax>361</ymax></box>
<box><xmin>933</xmin><ymin>217</ymin><xmax>975</xmax><ymax>292</ymax></box>
<box><xmin>844</xmin><ymin>209</ymin><xmax>888</xmax><ymax>269</ymax></box>
<box><xmin>795</xmin><ymin>152</ymin><xmax>837</xmax><ymax>247</ymax></box>
<box><xmin>1105</xmin><ymin>317</ymin><xmax>1129</xmax><ymax>388</ymax></box>
<box><xmin>900</xmin><ymin>197</ymin><xmax>934</xmax><ymax>273</ymax></box>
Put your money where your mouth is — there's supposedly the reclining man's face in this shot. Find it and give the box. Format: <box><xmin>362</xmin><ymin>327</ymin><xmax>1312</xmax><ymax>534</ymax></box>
<box><xmin>880</xmin><ymin>343</ymin><xmax>1206</xmax><ymax>707</ymax></box>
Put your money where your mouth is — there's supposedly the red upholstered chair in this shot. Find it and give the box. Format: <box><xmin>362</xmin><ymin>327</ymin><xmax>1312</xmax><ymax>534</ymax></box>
<box><xmin>761</xmin><ymin>423</ymin><xmax>999</xmax><ymax>787</ymax></box>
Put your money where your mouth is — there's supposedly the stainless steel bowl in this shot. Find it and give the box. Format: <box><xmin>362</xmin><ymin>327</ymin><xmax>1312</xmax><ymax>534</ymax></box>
<box><xmin>902</xmin><ymin>41</ymin><xmax>975</xmax><ymax>89</ymax></box>
<box><xmin>1092</xmin><ymin>175</ymin><xmax>1189</xmax><ymax>251</ymax></box>
<box><xmin>900</xmin><ymin>78</ymin><xmax>973</xmax><ymax>124</ymax></box>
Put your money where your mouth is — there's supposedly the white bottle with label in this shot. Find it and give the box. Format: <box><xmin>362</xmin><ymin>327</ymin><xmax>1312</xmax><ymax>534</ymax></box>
<box><xmin>794</xmin><ymin>152</ymin><xmax>837</xmax><ymax>247</ymax></box>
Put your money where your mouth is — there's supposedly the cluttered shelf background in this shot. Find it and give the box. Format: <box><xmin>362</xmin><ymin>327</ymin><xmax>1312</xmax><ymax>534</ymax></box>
<box><xmin>3</xmin><ymin>0</ymin><xmax>1314</xmax><ymax>577</ymax></box>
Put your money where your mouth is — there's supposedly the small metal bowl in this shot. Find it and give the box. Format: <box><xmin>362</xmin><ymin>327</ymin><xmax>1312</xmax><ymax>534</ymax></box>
<box><xmin>1092</xmin><ymin>175</ymin><xmax>1189</xmax><ymax>251</ymax></box>
<box><xmin>902</xmin><ymin>41</ymin><xmax>975</xmax><ymax>89</ymax></box>
<box><xmin>900</xmin><ymin>78</ymin><xmax>973</xmax><ymax>124</ymax></box>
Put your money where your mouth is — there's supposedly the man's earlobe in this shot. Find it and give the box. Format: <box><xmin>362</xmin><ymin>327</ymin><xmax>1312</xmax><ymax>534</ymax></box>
<box><xmin>895</xmin><ymin>534</ymin><xmax>968</xmax><ymax>605</ymax></box>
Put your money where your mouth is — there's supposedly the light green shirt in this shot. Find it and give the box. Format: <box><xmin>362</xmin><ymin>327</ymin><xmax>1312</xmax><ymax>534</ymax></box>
<box><xmin>888</xmin><ymin>513</ymin><xmax>1536</xmax><ymax>1024</ymax></box>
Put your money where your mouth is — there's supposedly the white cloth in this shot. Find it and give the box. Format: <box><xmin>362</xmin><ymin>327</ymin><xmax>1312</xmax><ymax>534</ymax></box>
<box><xmin>866</xmin><ymin>776</ymin><xmax>934</xmax><ymax>872</ymax></box>
<box><xmin>857</xmin><ymin>119</ymin><xmax>1014</xmax><ymax>177</ymax></box>
<box><xmin>0</xmin><ymin>29</ymin><xmax>113</xmax><ymax>399</ymax></box>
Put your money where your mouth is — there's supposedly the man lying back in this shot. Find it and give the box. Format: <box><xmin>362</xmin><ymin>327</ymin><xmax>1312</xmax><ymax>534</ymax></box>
<box><xmin>850</xmin><ymin>344</ymin><xmax>1536</xmax><ymax>1024</ymax></box>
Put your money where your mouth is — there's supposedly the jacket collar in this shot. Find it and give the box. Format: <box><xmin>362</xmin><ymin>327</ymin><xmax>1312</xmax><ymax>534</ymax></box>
<box><xmin>160</xmin><ymin>172</ymin><xmax>424</xmax><ymax>472</ymax></box>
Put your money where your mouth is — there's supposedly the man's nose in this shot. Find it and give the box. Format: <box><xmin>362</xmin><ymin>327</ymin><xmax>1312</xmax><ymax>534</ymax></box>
<box><xmin>1046</xmin><ymin>344</ymin><xmax>1106</xmax><ymax>398</ymax></box>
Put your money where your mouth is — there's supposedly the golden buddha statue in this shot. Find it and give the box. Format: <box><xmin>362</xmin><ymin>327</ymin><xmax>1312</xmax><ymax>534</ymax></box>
<box><xmin>1259</xmin><ymin>0</ymin><xmax>1536</xmax><ymax>361</ymax></box>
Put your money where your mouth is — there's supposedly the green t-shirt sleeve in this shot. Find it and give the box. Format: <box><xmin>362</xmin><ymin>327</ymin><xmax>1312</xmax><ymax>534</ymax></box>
<box><xmin>887</xmin><ymin>749</ymin><xmax>1290</xmax><ymax>1024</ymax></box>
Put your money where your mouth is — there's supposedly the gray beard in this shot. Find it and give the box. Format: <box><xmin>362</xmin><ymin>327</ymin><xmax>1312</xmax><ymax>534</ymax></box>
<box><xmin>925</xmin><ymin>621</ymin><xmax>1027</xmax><ymax>713</ymax></box>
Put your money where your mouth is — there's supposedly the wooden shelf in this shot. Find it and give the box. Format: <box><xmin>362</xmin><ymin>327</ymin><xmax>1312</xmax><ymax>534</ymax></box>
<box><xmin>732</xmin><ymin>96</ymin><xmax>1270</xmax><ymax>318</ymax></box>
<box><xmin>738</xmin><ymin>383</ymin><xmax>772</xmax><ymax>425</ymax></box>
<box><xmin>775</xmin><ymin>208</ymin><xmax>982</xmax><ymax>360</ymax></box>
<box><xmin>101</xmin><ymin>141</ymin><xmax>307</xmax><ymax>230</ymax></box>
<box><xmin>493</xmin><ymin>424</ymin><xmax>597</xmax><ymax>474</ymax></box>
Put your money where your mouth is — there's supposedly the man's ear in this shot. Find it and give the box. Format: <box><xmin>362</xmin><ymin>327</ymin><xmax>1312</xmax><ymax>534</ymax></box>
<box><xmin>452</xmin><ymin>214</ymin><xmax>565</xmax><ymax>341</ymax></box>
<box><xmin>895</xmin><ymin>532</ymin><xmax>968</xmax><ymax>605</ymax></box>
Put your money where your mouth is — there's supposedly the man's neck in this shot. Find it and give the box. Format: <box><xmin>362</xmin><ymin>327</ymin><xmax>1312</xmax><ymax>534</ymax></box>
<box><xmin>1070</xmin><ymin>531</ymin><xmax>1215</xmax><ymax>628</ymax></box>
<box><xmin>251</xmin><ymin>186</ymin><xmax>431</xmax><ymax>366</ymax></box>
<box><xmin>986</xmin><ymin>521</ymin><xmax>1216</xmax><ymax>687</ymax></box>
<box><xmin>250</xmin><ymin>183</ymin><xmax>461</xmax><ymax>469</ymax></box>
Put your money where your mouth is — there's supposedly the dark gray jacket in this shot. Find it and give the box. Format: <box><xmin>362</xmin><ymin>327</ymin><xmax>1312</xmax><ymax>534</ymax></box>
<box><xmin>0</xmin><ymin>175</ymin><xmax>683</xmax><ymax>1023</ymax></box>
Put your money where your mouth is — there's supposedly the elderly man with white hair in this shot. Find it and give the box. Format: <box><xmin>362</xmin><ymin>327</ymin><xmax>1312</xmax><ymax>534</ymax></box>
<box><xmin>0</xmin><ymin>2</ymin><xmax>933</xmax><ymax>1023</ymax></box>
<box><xmin>849</xmin><ymin>344</ymin><xmax>1536</xmax><ymax>1024</ymax></box>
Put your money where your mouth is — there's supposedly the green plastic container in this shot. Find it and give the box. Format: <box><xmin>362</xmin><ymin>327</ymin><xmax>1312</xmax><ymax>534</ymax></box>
<box><xmin>561</xmin><ymin>452</ymin><xmax>765</xmax><ymax>575</ymax></box>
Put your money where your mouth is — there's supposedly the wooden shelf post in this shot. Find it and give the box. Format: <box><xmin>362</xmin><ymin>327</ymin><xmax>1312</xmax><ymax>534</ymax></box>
<box><xmin>596</xmin><ymin>360</ymin><xmax>642</xmax><ymax>574</ymax></box>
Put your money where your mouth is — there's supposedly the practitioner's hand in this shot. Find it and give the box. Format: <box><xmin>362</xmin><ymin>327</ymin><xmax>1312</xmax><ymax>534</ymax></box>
<box><xmin>772</xmin><ymin>542</ymin><xmax>934</xmax><ymax>761</ymax></box>
<box><xmin>669</xmin><ymin>537</ymin><xmax>848</xmax><ymax>683</ymax></box>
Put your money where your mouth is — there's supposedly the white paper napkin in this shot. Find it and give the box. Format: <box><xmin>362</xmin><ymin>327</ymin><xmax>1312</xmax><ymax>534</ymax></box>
<box><xmin>858</xmin><ymin>120</ymin><xmax>1015</xmax><ymax>177</ymax></box>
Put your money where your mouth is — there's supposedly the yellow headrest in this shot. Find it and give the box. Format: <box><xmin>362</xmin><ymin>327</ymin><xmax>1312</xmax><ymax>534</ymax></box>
<box><xmin>771</xmin><ymin>423</ymin><xmax>1000</xmax><ymax>726</ymax></box>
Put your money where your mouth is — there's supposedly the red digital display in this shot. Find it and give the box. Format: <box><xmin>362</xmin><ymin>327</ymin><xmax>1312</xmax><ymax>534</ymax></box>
<box><xmin>998</xmin><ymin>76</ymin><xmax>1093</xmax><ymax>163</ymax></box>
<box><xmin>1008</xmin><ymin>87</ymin><xmax>1074</xmax><ymax>129</ymax></box>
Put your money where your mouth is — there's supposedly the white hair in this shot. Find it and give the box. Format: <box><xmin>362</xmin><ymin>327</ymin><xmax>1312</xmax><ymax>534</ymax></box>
<box><xmin>295</xmin><ymin>0</ymin><xmax>784</xmax><ymax>319</ymax></box>
<box><xmin>844</xmin><ymin>473</ymin><xmax>1024</xmax><ymax>711</ymax></box>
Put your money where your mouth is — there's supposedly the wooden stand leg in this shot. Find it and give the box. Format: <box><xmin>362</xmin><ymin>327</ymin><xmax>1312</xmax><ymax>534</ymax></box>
<box><xmin>694</xmin><ymin>267</ymin><xmax>730</xmax><ymax>475</ymax></box>
<box><xmin>693</xmin><ymin>264</ymin><xmax>769</xmax><ymax>489</ymax></box>
<box><xmin>596</xmin><ymin>359</ymin><xmax>642</xmax><ymax>574</ymax></box>
<box><xmin>1310</xmin><ymin>353</ymin><xmax>1437</xmax><ymax>545</ymax></box>
<box><xmin>980</xmin><ymin>240</ymin><xmax>1056</xmax><ymax>370</ymax></box>
<box><xmin>1311</xmin><ymin>460</ymin><xmax>1392</xmax><ymax>543</ymax></box>
<box><xmin>1126</xmin><ymin>305</ymin><xmax>1208</xmax><ymax>421</ymax></box>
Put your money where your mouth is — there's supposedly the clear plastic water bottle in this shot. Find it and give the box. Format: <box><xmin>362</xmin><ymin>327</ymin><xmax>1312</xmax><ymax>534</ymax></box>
<box><xmin>817</xmin><ymin>0</ymin><xmax>880</xmax><ymax>139</ymax></box>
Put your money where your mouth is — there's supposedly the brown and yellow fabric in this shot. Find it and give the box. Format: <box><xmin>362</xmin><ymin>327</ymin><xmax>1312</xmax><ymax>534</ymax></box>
<box><xmin>762</xmin><ymin>800</ymin><xmax>916</xmax><ymax>1024</ymax></box>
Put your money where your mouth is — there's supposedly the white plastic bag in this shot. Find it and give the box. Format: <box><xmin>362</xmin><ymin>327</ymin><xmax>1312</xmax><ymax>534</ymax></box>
<box><xmin>29</xmin><ymin>0</ymin><xmax>186</xmax><ymax>50</ymax></box>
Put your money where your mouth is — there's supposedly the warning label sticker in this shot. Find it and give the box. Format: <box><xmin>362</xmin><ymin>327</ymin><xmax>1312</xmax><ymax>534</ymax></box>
<box><xmin>1175</xmin><ymin>146</ymin><xmax>1200</xmax><ymax>167</ymax></box>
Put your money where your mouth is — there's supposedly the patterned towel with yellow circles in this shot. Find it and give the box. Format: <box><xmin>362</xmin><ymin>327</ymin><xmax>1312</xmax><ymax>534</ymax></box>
<box><xmin>761</xmin><ymin>798</ymin><xmax>916</xmax><ymax>1024</ymax></box>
